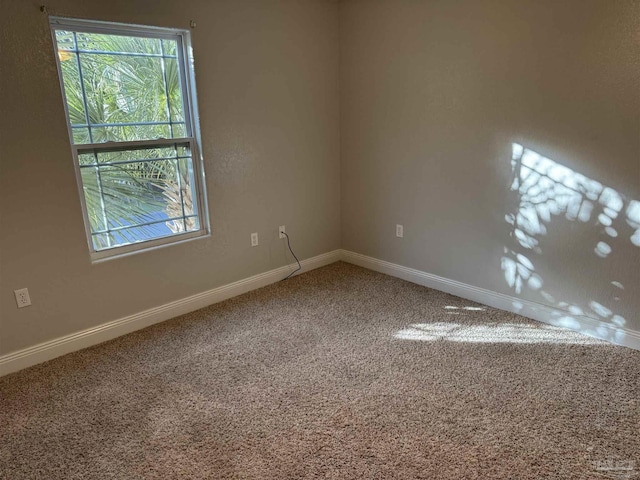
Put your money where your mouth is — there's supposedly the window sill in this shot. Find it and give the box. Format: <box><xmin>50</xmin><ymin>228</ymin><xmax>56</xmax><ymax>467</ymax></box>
<box><xmin>90</xmin><ymin>229</ymin><xmax>210</xmax><ymax>264</ymax></box>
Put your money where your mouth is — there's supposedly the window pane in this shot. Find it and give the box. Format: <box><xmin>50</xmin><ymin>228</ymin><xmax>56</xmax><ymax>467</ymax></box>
<box><xmin>190</xmin><ymin>215</ymin><xmax>200</xmax><ymax>231</ymax></box>
<box><xmin>78</xmin><ymin>153</ymin><xmax>95</xmax><ymax>166</ymax></box>
<box><xmin>75</xmin><ymin>32</ymin><xmax>163</xmax><ymax>55</ymax></box>
<box><xmin>177</xmin><ymin>156</ymin><xmax>199</xmax><ymax>219</ymax></box>
<box><xmin>106</xmin><ymin>222</ymin><xmax>174</xmax><ymax>246</ymax></box>
<box><xmin>80</xmin><ymin>167</ymin><xmax>107</xmax><ymax>233</ymax></box>
<box><xmin>172</xmin><ymin>123</ymin><xmax>186</xmax><ymax>137</ymax></box>
<box><xmin>57</xmin><ymin>53</ymin><xmax>87</xmax><ymax>130</ymax></box>
<box><xmin>162</xmin><ymin>39</ymin><xmax>177</xmax><ymax>56</ymax></box>
<box><xmin>89</xmin><ymin>124</ymin><xmax>172</xmax><ymax>143</ymax></box>
<box><xmin>72</xmin><ymin>127</ymin><xmax>90</xmax><ymax>144</ymax></box>
<box><xmin>163</xmin><ymin>58</ymin><xmax>186</xmax><ymax>126</ymax></box>
<box><xmin>79</xmin><ymin>146</ymin><xmax>199</xmax><ymax>250</ymax></box>
<box><xmin>56</xmin><ymin>31</ymin><xmax>186</xmax><ymax>144</ymax></box>
<box><xmin>79</xmin><ymin>53</ymin><xmax>169</xmax><ymax>142</ymax></box>
<box><xmin>93</xmin><ymin>147</ymin><xmax>179</xmax><ymax>165</ymax></box>
<box><xmin>92</xmin><ymin>233</ymin><xmax>112</xmax><ymax>251</ymax></box>
<box><xmin>56</xmin><ymin>30</ymin><xmax>75</xmax><ymax>51</ymax></box>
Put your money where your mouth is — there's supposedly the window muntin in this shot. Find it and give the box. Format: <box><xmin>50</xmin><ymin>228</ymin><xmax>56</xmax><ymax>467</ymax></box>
<box><xmin>50</xmin><ymin>18</ymin><xmax>207</xmax><ymax>259</ymax></box>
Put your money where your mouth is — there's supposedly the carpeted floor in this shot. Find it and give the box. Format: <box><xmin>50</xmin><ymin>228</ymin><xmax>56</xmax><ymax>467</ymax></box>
<box><xmin>1</xmin><ymin>262</ymin><xmax>638</xmax><ymax>479</ymax></box>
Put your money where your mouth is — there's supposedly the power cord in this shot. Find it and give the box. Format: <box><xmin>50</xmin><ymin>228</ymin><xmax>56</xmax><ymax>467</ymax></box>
<box><xmin>282</xmin><ymin>232</ymin><xmax>301</xmax><ymax>280</ymax></box>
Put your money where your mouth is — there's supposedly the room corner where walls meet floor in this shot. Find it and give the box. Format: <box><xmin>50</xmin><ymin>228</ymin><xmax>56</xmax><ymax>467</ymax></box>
<box><xmin>1</xmin><ymin>249</ymin><xmax>638</xmax><ymax>377</ymax></box>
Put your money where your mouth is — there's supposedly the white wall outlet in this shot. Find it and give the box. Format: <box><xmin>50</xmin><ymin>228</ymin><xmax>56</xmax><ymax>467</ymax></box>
<box><xmin>251</xmin><ymin>232</ymin><xmax>259</xmax><ymax>247</ymax></box>
<box><xmin>279</xmin><ymin>225</ymin><xmax>286</xmax><ymax>239</ymax></box>
<box><xmin>14</xmin><ymin>288</ymin><xmax>31</xmax><ymax>308</ymax></box>
<box><xmin>396</xmin><ymin>224</ymin><xmax>404</xmax><ymax>238</ymax></box>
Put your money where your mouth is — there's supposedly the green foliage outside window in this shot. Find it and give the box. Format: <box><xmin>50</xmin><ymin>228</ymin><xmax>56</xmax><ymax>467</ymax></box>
<box><xmin>55</xmin><ymin>30</ymin><xmax>197</xmax><ymax>249</ymax></box>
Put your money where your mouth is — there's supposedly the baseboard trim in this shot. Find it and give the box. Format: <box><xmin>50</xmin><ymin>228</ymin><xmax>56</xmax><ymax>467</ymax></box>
<box><xmin>0</xmin><ymin>250</ymin><xmax>342</xmax><ymax>377</ymax></box>
<box><xmin>3</xmin><ymin>247</ymin><xmax>637</xmax><ymax>377</ymax></box>
<box><xmin>341</xmin><ymin>250</ymin><xmax>640</xmax><ymax>351</ymax></box>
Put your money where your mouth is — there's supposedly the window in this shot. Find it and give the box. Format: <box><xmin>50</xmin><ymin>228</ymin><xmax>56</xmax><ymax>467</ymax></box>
<box><xmin>50</xmin><ymin>17</ymin><xmax>208</xmax><ymax>260</ymax></box>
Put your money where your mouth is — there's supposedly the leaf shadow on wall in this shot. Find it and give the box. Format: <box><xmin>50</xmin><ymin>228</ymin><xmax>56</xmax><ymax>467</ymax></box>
<box><xmin>502</xmin><ymin>143</ymin><xmax>640</xmax><ymax>335</ymax></box>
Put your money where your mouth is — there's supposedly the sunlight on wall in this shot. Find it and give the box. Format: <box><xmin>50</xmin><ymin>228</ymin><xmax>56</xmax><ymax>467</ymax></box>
<box><xmin>505</xmin><ymin>143</ymin><xmax>639</xmax><ymax>260</ymax></box>
<box><xmin>394</xmin><ymin>322</ymin><xmax>601</xmax><ymax>345</ymax></box>
<box><xmin>502</xmin><ymin>143</ymin><xmax>638</xmax><ymax>329</ymax></box>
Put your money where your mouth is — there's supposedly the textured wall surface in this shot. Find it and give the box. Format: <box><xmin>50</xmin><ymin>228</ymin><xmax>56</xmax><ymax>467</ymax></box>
<box><xmin>340</xmin><ymin>0</ymin><xmax>640</xmax><ymax>331</ymax></box>
<box><xmin>1</xmin><ymin>0</ymin><xmax>638</xmax><ymax>358</ymax></box>
<box><xmin>0</xmin><ymin>0</ymin><xmax>340</xmax><ymax>355</ymax></box>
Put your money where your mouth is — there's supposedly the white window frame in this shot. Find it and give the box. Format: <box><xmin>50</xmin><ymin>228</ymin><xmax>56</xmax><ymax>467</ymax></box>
<box><xmin>50</xmin><ymin>16</ymin><xmax>209</xmax><ymax>262</ymax></box>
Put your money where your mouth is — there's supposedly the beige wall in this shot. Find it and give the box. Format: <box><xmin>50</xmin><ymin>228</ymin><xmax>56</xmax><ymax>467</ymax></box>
<box><xmin>0</xmin><ymin>0</ymin><xmax>340</xmax><ymax>355</ymax></box>
<box><xmin>2</xmin><ymin>0</ymin><xmax>639</xmax><ymax>358</ymax></box>
<box><xmin>340</xmin><ymin>0</ymin><xmax>640</xmax><ymax>330</ymax></box>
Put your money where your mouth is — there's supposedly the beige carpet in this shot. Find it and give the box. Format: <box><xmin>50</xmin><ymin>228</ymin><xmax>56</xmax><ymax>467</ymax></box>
<box><xmin>1</xmin><ymin>262</ymin><xmax>638</xmax><ymax>479</ymax></box>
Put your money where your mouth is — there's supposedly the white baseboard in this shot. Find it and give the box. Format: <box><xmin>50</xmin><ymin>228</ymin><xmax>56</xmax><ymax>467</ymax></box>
<box><xmin>341</xmin><ymin>250</ymin><xmax>640</xmax><ymax>351</ymax></box>
<box><xmin>0</xmin><ymin>250</ymin><xmax>342</xmax><ymax>377</ymax></box>
<box><xmin>3</xmin><ymin>247</ymin><xmax>637</xmax><ymax>377</ymax></box>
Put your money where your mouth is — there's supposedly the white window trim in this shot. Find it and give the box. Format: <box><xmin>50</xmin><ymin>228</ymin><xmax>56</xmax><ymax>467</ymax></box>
<box><xmin>49</xmin><ymin>16</ymin><xmax>210</xmax><ymax>262</ymax></box>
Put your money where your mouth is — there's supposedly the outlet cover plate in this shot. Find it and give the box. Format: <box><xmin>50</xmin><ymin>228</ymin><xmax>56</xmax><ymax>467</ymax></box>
<box><xmin>14</xmin><ymin>288</ymin><xmax>31</xmax><ymax>308</ymax></box>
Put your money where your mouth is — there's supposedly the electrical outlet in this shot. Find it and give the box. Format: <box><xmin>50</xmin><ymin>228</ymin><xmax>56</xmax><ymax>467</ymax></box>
<box><xmin>251</xmin><ymin>232</ymin><xmax>259</xmax><ymax>247</ymax></box>
<box><xmin>14</xmin><ymin>288</ymin><xmax>31</xmax><ymax>308</ymax></box>
<box><xmin>279</xmin><ymin>225</ymin><xmax>286</xmax><ymax>239</ymax></box>
<box><xmin>396</xmin><ymin>224</ymin><xmax>404</xmax><ymax>238</ymax></box>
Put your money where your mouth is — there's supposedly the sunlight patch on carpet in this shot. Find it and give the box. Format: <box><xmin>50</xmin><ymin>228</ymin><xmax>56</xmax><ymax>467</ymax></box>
<box><xmin>394</xmin><ymin>322</ymin><xmax>603</xmax><ymax>345</ymax></box>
